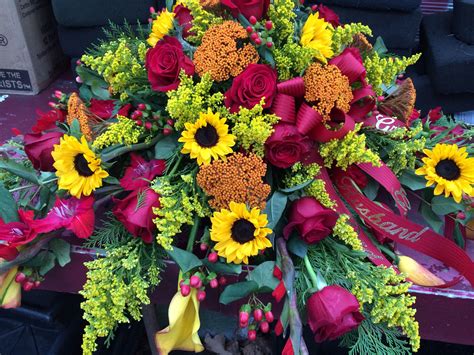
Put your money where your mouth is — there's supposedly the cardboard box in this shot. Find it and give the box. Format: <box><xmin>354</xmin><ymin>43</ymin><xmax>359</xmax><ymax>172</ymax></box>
<box><xmin>0</xmin><ymin>0</ymin><xmax>67</xmax><ymax>95</ymax></box>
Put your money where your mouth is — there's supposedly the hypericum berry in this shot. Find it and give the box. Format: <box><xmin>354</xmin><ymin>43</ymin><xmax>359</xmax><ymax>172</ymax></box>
<box><xmin>23</xmin><ymin>281</ymin><xmax>34</xmax><ymax>291</ymax></box>
<box><xmin>239</xmin><ymin>311</ymin><xmax>250</xmax><ymax>324</ymax></box>
<box><xmin>197</xmin><ymin>290</ymin><xmax>206</xmax><ymax>302</ymax></box>
<box><xmin>260</xmin><ymin>321</ymin><xmax>270</xmax><ymax>333</ymax></box>
<box><xmin>250</xmin><ymin>32</ymin><xmax>259</xmax><ymax>41</ymax></box>
<box><xmin>76</xmin><ymin>59</ymin><xmax>82</xmax><ymax>66</ymax></box>
<box><xmin>163</xmin><ymin>128</ymin><xmax>173</xmax><ymax>136</ymax></box>
<box><xmin>54</xmin><ymin>90</ymin><xmax>63</xmax><ymax>99</ymax></box>
<box><xmin>209</xmin><ymin>278</ymin><xmax>219</xmax><ymax>288</ymax></box>
<box><xmin>311</xmin><ymin>4</ymin><xmax>318</xmax><ymax>11</ymax></box>
<box><xmin>200</xmin><ymin>243</ymin><xmax>208</xmax><ymax>251</ymax></box>
<box><xmin>15</xmin><ymin>272</ymin><xmax>26</xmax><ymax>284</ymax></box>
<box><xmin>253</xmin><ymin>309</ymin><xmax>263</xmax><ymax>322</ymax></box>
<box><xmin>208</xmin><ymin>252</ymin><xmax>218</xmax><ymax>263</ymax></box>
<box><xmin>265</xmin><ymin>311</ymin><xmax>274</xmax><ymax>323</ymax></box>
<box><xmin>218</xmin><ymin>276</ymin><xmax>227</xmax><ymax>286</ymax></box>
<box><xmin>246</xmin><ymin>26</ymin><xmax>253</xmax><ymax>33</ymax></box>
<box><xmin>136</xmin><ymin>120</ymin><xmax>143</xmax><ymax>126</ymax></box>
<box><xmin>248</xmin><ymin>329</ymin><xmax>257</xmax><ymax>341</ymax></box>
<box><xmin>180</xmin><ymin>284</ymin><xmax>191</xmax><ymax>297</ymax></box>
<box><xmin>166</xmin><ymin>119</ymin><xmax>174</xmax><ymax>126</ymax></box>
<box><xmin>137</xmin><ymin>103</ymin><xmax>147</xmax><ymax>111</ymax></box>
<box><xmin>240</xmin><ymin>321</ymin><xmax>248</xmax><ymax>328</ymax></box>
<box><xmin>145</xmin><ymin>122</ymin><xmax>152</xmax><ymax>130</ymax></box>
<box><xmin>249</xmin><ymin>16</ymin><xmax>257</xmax><ymax>25</ymax></box>
<box><xmin>34</xmin><ymin>280</ymin><xmax>41</xmax><ymax>288</ymax></box>
<box><xmin>48</xmin><ymin>101</ymin><xmax>56</xmax><ymax>108</ymax></box>
<box><xmin>255</xmin><ymin>38</ymin><xmax>262</xmax><ymax>45</ymax></box>
<box><xmin>265</xmin><ymin>21</ymin><xmax>273</xmax><ymax>30</ymax></box>
<box><xmin>75</xmin><ymin>76</ymin><xmax>83</xmax><ymax>83</ymax></box>
<box><xmin>149</xmin><ymin>6</ymin><xmax>156</xmax><ymax>14</ymax></box>
<box><xmin>377</xmin><ymin>96</ymin><xmax>385</xmax><ymax>102</ymax></box>
<box><xmin>266</xmin><ymin>41</ymin><xmax>273</xmax><ymax>48</ymax></box>
<box><xmin>190</xmin><ymin>275</ymin><xmax>202</xmax><ymax>288</ymax></box>
<box><xmin>457</xmin><ymin>211</ymin><xmax>466</xmax><ymax>220</ymax></box>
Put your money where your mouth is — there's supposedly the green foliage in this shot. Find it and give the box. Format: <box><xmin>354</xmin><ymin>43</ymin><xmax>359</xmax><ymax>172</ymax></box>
<box><xmin>0</xmin><ymin>183</ymin><xmax>19</xmax><ymax>222</ymax></box>
<box><xmin>154</xmin><ymin>134</ymin><xmax>179</xmax><ymax>159</ymax></box>
<box><xmin>166</xmin><ymin>246</ymin><xmax>203</xmax><ymax>273</ymax></box>
<box><xmin>180</xmin><ymin>0</ymin><xmax>223</xmax><ymax>43</ymax></box>
<box><xmin>268</xmin><ymin>0</ymin><xmax>296</xmax><ymax>47</ymax></box>
<box><xmin>273</xmin><ymin>41</ymin><xmax>314</xmax><ymax>80</ymax></box>
<box><xmin>263</xmin><ymin>191</ymin><xmax>288</xmax><ymax>230</ymax></box>
<box><xmin>219</xmin><ymin>280</ymin><xmax>259</xmax><ymax>305</ymax></box>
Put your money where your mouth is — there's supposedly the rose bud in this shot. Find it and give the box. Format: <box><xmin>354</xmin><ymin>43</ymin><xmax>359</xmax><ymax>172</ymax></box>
<box><xmin>398</xmin><ymin>255</ymin><xmax>444</xmax><ymax>287</ymax></box>
<box><xmin>248</xmin><ymin>329</ymin><xmax>257</xmax><ymax>341</ymax></box>
<box><xmin>180</xmin><ymin>284</ymin><xmax>191</xmax><ymax>297</ymax></box>
<box><xmin>208</xmin><ymin>252</ymin><xmax>218</xmax><ymax>263</ymax></box>
<box><xmin>253</xmin><ymin>308</ymin><xmax>263</xmax><ymax>321</ymax></box>
<box><xmin>307</xmin><ymin>285</ymin><xmax>364</xmax><ymax>341</ymax></box>
<box><xmin>260</xmin><ymin>321</ymin><xmax>270</xmax><ymax>333</ymax></box>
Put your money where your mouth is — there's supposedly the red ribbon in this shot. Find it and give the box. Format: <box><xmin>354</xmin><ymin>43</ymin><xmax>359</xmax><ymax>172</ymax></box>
<box><xmin>308</xmin><ymin>110</ymin><xmax>355</xmax><ymax>143</ymax></box>
<box><xmin>333</xmin><ymin>171</ymin><xmax>474</xmax><ymax>287</ymax></box>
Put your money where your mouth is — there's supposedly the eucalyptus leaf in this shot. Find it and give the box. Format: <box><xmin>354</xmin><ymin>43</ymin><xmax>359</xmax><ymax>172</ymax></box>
<box><xmin>247</xmin><ymin>261</ymin><xmax>279</xmax><ymax>292</ymax></box>
<box><xmin>49</xmin><ymin>239</ymin><xmax>71</xmax><ymax>267</ymax></box>
<box><xmin>420</xmin><ymin>203</ymin><xmax>443</xmax><ymax>233</ymax></box>
<box><xmin>264</xmin><ymin>191</ymin><xmax>288</xmax><ymax>230</ymax></box>
<box><xmin>39</xmin><ymin>251</ymin><xmax>56</xmax><ymax>275</ymax></box>
<box><xmin>202</xmin><ymin>260</ymin><xmax>242</xmax><ymax>275</ymax></box>
<box><xmin>0</xmin><ymin>160</ymin><xmax>38</xmax><ymax>184</ymax></box>
<box><xmin>0</xmin><ymin>183</ymin><xmax>19</xmax><ymax>222</ymax></box>
<box><xmin>431</xmin><ymin>196</ymin><xmax>462</xmax><ymax>215</ymax></box>
<box><xmin>167</xmin><ymin>246</ymin><xmax>202</xmax><ymax>273</ymax></box>
<box><xmin>363</xmin><ymin>179</ymin><xmax>379</xmax><ymax>200</ymax></box>
<box><xmin>219</xmin><ymin>280</ymin><xmax>259</xmax><ymax>305</ymax></box>
<box><xmin>280</xmin><ymin>179</ymin><xmax>313</xmax><ymax>194</ymax></box>
<box><xmin>399</xmin><ymin>170</ymin><xmax>426</xmax><ymax>191</ymax></box>
<box><xmin>287</xmin><ymin>236</ymin><xmax>307</xmax><ymax>259</ymax></box>
<box><xmin>154</xmin><ymin>134</ymin><xmax>179</xmax><ymax>159</ymax></box>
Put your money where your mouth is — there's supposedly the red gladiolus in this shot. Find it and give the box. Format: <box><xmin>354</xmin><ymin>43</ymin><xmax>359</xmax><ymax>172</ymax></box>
<box><xmin>174</xmin><ymin>4</ymin><xmax>194</xmax><ymax>38</ymax></box>
<box><xmin>317</xmin><ymin>4</ymin><xmax>340</xmax><ymax>27</ymax></box>
<box><xmin>283</xmin><ymin>197</ymin><xmax>339</xmax><ymax>244</ymax></box>
<box><xmin>428</xmin><ymin>106</ymin><xmax>443</xmax><ymax>122</ymax></box>
<box><xmin>88</xmin><ymin>99</ymin><xmax>131</xmax><ymax>119</ymax></box>
<box><xmin>120</xmin><ymin>154</ymin><xmax>166</xmax><ymax>190</ymax></box>
<box><xmin>0</xmin><ymin>210</ymin><xmax>39</xmax><ymax>247</ymax></box>
<box><xmin>307</xmin><ymin>285</ymin><xmax>364</xmax><ymax>342</ymax></box>
<box><xmin>112</xmin><ymin>188</ymin><xmax>160</xmax><ymax>243</ymax></box>
<box><xmin>272</xmin><ymin>280</ymin><xmax>286</xmax><ymax>302</ymax></box>
<box><xmin>35</xmin><ymin>196</ymin><xmax>95</xmax><ymax>239</ymax></box>
<box><xmin>32</xmin><ymin>108</ymin><xmax>66</xmax><ymax>133</ymax></box>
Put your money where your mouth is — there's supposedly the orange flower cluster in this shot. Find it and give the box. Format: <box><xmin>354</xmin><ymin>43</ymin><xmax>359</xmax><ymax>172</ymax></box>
<box><xmin>193</xmin><ymin>21</ymin><xmax>259</xmax><ymax>82</ymax></box>
<box><xmin>379</xmin><ymin>78</ymin><xmax>416</xmax><ymax>123</ymax></box>
<box><xmin>303</xmin><ymin>63</ymin><xmax>353</xmax><ymax>121</ymax></box>
<box><xmin>352</xmin><ymin>33</ymin><xmax>373</xmax><ymax>55</ymax></box>
<box><xmin>200</xmin><ymin>0</ymin><xmax>222</xmax><ymax>12</ymax></box>
<box><xmin>197</xmin><ymin>153</ymin><xmax>271</xmax><ymax>210</ymax></box>
<box><xmin>66</xmin><ymin>93</ymin><xmax>98</xmax><ymax>140</ymax></box>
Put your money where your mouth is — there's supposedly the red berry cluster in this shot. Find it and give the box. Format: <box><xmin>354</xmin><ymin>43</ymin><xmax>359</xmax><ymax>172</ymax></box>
<box><xmin>239</xmin><ymin>302</ymin><xmax>274</xmax><ymax>341</ymax></box>
<box><xmin>15</xmin><ymin>269</ymin><xmax>42</xmax><ymax>291</ymax></box>
<box><xmin>179</xmin><ymin>269</ymin><xmax>225</xmax><ymax>302</ymax></box>
<box><xmin>130</xmin><ymin>103</ymin><xmax>174</xmax><ymax>135</ymax></box>
<box><xmin>246</xmin><ymin>17</ymin><xmax>274</xmax><ymax>48</ymax></box>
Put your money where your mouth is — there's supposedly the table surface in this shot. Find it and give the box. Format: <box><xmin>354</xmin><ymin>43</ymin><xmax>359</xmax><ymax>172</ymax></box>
<box><xmin>1</xmin><ymin>71</ymin><xmax>474</xmax><ymax>346</ymax></box>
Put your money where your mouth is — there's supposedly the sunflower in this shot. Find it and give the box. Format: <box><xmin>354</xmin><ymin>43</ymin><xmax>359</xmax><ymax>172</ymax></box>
<box><xmin>300</xmin><ymin>12</ymin><xmax>334</xmax><ymax>62</ymax></box>
<box><xmin>179</xmin><ymin>111</ymin><xmax>235</xmax><ymax>165</ymax></box>
<box><xmin>210</xmin><ymin>202</ymin><xmax>272</xmax><ymax>264</ymax></box>
<box><xmin>52</xmin><ymin>135</ymin><xmax>109</xmax><ymax>198</ymax></box>
<box><xmin>147</xmin><ymin>9</ymin><xmax>175</xmax><ymax>47</ymax></box>
<box><xmin>415</xmin><ymin>143</ymin><xmax>474</xmax><ymax>203</ymax></box>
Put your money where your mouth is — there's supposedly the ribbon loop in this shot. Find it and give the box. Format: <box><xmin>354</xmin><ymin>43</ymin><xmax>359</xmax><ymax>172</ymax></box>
<box><xmin>277</xmin><ymin>77</ymin><xmax>305</xmax><ymax>97</ymax></box>
<box><xmin>296</xmin><ymin>103</ymin><xmax>322</xmax><ymax>135</ymax></box>
<box><xmin>271</xmin><ymin>93</ymin><xmax>296</xmax><ymax>123</ymax></box>
<box><xmin>309</xmin><ymin>110</ymin><xmax>355</xmax><ymax>142</ymax></box>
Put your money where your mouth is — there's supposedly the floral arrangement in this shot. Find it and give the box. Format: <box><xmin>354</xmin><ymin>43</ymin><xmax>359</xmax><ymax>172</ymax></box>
<box><xmin>1</xmin><ymin>2</ymin><xmax>474</xmax><ymax>355</ymax></box>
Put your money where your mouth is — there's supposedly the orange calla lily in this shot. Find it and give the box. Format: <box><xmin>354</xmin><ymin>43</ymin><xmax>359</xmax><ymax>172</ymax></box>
<box><xmin>155</xmin><ymin>286</ymin><xmax>204</xmax><ymax>355</ymax></box>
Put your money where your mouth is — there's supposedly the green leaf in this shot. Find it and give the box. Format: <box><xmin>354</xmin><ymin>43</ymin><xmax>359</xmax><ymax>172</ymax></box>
<box><xmin>166</xmin><ymin>0</ymin><xmax>173</xmax><ymax>11</ymax></box>
<box><xmin>420</xmin><ymin>203</ymin><xmax>443</xmax><ymax>233</ymax></box>
<box><xmin>39</xmin><ymin>251</ymin><xmax>56</xmax><ymax>275</ymax></box>
<box><xmin>202</xmin><ymin>260</ymin><xmax>242</xmax><ymax>275</ymax></box>
<box><xmin>0</xmin><ymin>160</ymin><xmax>38</xmax><ymax>184</ymax></box>
<box><xmin>247</xmin><ymin>261</ymin><xmax>279</xmax><ymax>292</ymax></box>
<box><xmin>103</xmin><ymin>176</ymin><xmax>121</xmax><ymax>185</ymax></box>
<box><xmin>363</xmin><ymin>179</ymin><xmax>379</xmax><ymax>200</ymax></box>
<box><xmin>287</xmin><ymin>236</ymin><xmax>307</xmax><ymax>259</ymax></box>
<box><xmin>219</xmin><ymin>280</ymin><xmax>259</xmax><ymax>305</ymax></box>
<box><xmin>69</xmin><ymin>119</ymin><xmax>83</xmax><ymax>139</ymax></box>
<box><xmin>91</xmin><ymin>82</ymin><xmax>111</xmax><ymax>100</ymax></box>
<box><xmin>453</xmin><ymin>222</ymin><xmax>465</xmax><ymax>249</ymax></box>
<box><xmin>280</xmin><ymin>179</ymin><xmax>314</xmax><ymax>194</ymax></box>
<box><xmin>49</xmin><ymin>239</ymin><xmax>71</xmax><ymax>267</ymax></box>
<box><xmin>264</xmin><ymin>191</ymin><xmax>288</xmax><ymax>230</ymax></box>
<box><xmin>431</xmin><ymin>196</ymin><xmax>462</xmax><ymax>215</ymax></box>
<box><xmin>399</xmin><ymin>170</ymin><xmax>426</xmax><ymax>191</ymax></box>
<box><xmin>0</xmin><ymin>183</ymin><xmax>19</xmax><ymax>222</ymax></box>
<box><xmin>79</xmin><ymin>85</ymin><xmax>93</xmax><ymax>102</ymax></box>
<box><xmin>373</xmin><ymin>36</ymin><xmax>388</xmax><ymax>55</ymax></box>
<box><xmin>167</xmin><ymin>246</ymin><xmax>203</xmax><ymax>273</ymax></box>
<box><xmin>154</xmin><ymin>135</ymin><xmax>178</xmax><ymax>159</ymax></box>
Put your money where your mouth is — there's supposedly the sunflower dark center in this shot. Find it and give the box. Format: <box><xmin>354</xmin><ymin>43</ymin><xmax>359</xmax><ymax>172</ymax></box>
<box><xmin>435</xmin><ymin>159</ymin><xmax>461</xmax><ymax>181</ymax></box>
<box><xmin>195</xmin><ymin>125</ymin><xmax>218</xmax><ymax>147</ymax></box>
<box><xmin>74</xmin><ymin>154</ymin><xmax>94</xmax><ymax>177</ymax></box>
<box><xmin>231</xmin><ymin>219</ymin><xmax>256</xmax><ymax>244</ymax></box>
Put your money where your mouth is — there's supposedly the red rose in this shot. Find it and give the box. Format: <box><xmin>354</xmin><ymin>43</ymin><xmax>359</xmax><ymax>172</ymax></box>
<box><xmin>120</xmin><ymin>154</ymin><xmax>166</xmax><ymax>190</ymax></box>
<box><xmin>89</xmin><ymin>99</ymin><xmax>131</xmax><ymax>119</ymax></box>
<box><xmin>0</xmin><ymin>210</ymin><xmax>38</xmax><ymax>247</ymax></box>
<box><xmin>345</xmin><ymin>165</ymin><xmax>368</xmax><ymax>189</ymax></box>
<box><xmin>264</xmin><ymin>123</ymin><xmax>313</xmax><ymax>168</ymax></box>
<box><xmin>317</xmin><ymin>4</ymin><xmax>340</xmax><ymax>27</ymax></box>
<box><xmin>221</xmin><ymin>0</ymin><xmax>270</xmax><ymax>20</ymax></box>
<box><xmin>24</xmin><ymin>132</ymin><xmax>63</xmax><ymax>172</ymax></box>
<box><xmin>307</xmin><ymin>285</ymin><xmax>364</xmax><ymax>342</ymax></box>
<box><xmin>283</xmin><ymin>197</ymin><xmax>339</xmax><ymax>244</ymax></box>
<box><xmin>32</xmin><ymin>108</ymin><xmax>66</xmax><ymax>133</ymax></box>
<box><xmin>174</xmin><ymin>5</ymin><xmax>194</xmax><ymax>38</ymax></box>
<box><xmin>224</xmin><ymin>64</ymin><xmax>277</xmax><ymax>113</ymax></box>
<box><xmin>113</xmin><ymin>188</ymin><xmax>160</xmax><ymax>243</ymax></box>
<box><xmin>145</xmin><ymin>36</ymin><xmax>194</xmax><ymax>92</ymax></box>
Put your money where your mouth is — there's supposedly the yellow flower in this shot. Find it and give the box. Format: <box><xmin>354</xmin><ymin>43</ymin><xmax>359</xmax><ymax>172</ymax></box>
<box><xmin>415</xmin><ymin>143</ymin><xmax>474</xmax><ymax>203</ymax></box>
<box><xmin>148</xmin><ymin>9</ymin><xmax>175</xmax><ymax>47</ymax></box>
<box><xmin>179</xmin><ymin>110</ymin><xmax>235</xmax><ymax>165</ymax></box>
<box><xmin>0</xmin><ymin>265</ymin><xmax>21</xmax><ymax>309</ymax></box>
<box><xmin>210</xmin><ymin>202</ymin><xmax>272</xmax><ymax>264</ymax></box>
<box><xmin>398</xmin><ymin>255</ymin><xmax>444</xmax><ymax>287</ymax></box>
<box><xmin>52</xmin><ymin>135</ymin><xmax>109</xmax><ymax>198</ymax></box>
<box><xmin>300</xmin><ymin>12</ymin><xmax>334</xmax><ymax>62</ymax></box>
<box><xmin>155</xmin><ymin>286</ymin><xmax>204</xmax><ymax>354</ymax></box>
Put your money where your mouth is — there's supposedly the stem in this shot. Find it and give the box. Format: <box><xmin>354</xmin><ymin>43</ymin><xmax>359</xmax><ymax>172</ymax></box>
<box><xmin>9</xmin><ymin>184</ymin><xmax>35</xmax><ymax>193</ymax></box>
<box><xmin>303</xmin><ymin>254</ymin><xmax>319</xmax><ymax>290</ymax></box>
<box><xmin>186</xmin><ymin>214</ymin><xmax>200</xmax><ymax>252</ymax></box>
<box><xmin>168</xmin><ymin>154</ymin><xmax>183</xmax><ymax>176</ymax></box>
<box><xmin>101</xmin><ymin>135</ymin><xmax>162</xmax><ymax>162</ymax></box>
